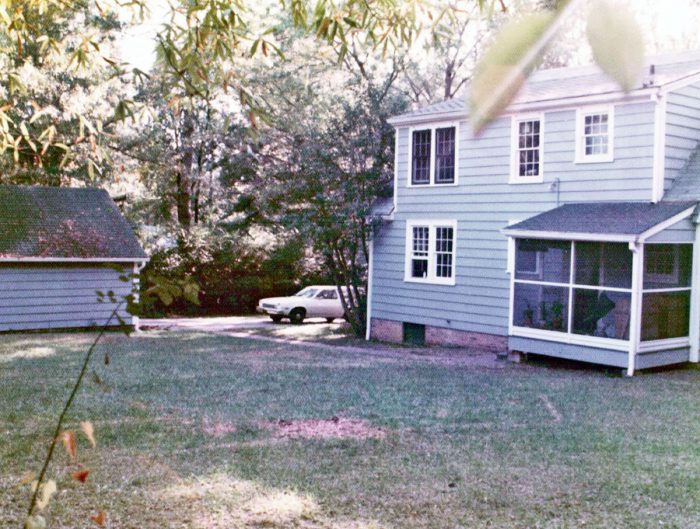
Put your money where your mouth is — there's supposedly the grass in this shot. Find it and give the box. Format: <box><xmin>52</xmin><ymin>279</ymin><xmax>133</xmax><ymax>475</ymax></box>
<box><xmin>2</xmin><ymin>331</ymin><xmax>700</xmax><ymax>528</ymax></box>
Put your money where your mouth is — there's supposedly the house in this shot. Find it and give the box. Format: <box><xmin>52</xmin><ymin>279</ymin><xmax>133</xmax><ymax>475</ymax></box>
<box><xmin>0</xmin><ymin>185</ymin><xmax>148</xmax><ymax>331</ymax></box>
<box><xmin>366</xmin><ymin>51</ymin><xmax>700</xmax><ymax>375</ymax></box>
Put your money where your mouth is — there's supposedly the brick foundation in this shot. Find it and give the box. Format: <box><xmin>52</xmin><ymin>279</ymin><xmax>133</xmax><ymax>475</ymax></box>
<box><xmin>370</xmin><ymin>318</ymin><xmax>403</xmax><ymax>343</ymax></box>
<box><xmin>370</xmin><ymin>317</ymin><xmax>507</xmax><ymax>352</ymax></box>
<box><xmin>425</xmin><ymin>326</ymin><xmax>507</xmax><ymax>352</ymax></box>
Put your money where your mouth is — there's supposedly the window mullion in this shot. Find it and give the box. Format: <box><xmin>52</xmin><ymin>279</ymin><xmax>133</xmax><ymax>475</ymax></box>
<box><xmin>430</xmin><ymin>127</ymin><xmax>436</xmax><ymax>185</ymax></box>
<box><xmin>567</xmin><ymin>241</ymin><xmax>575</xmax><ymax>334</ymax></box>
<box><xmin>428</xmin><ymin>225</ymin><xmax>436</xmax><ymax>281</ymax></box>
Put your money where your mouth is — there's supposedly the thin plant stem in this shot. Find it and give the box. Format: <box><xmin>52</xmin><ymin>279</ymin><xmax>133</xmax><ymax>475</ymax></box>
<box><xmin>27</xmin><ymin>302</ymin><xmax>124</xmax><ymax>518</ymax></box>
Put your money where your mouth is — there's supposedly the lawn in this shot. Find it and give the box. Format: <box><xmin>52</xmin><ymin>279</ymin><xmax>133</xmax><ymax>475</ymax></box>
<box><xmin>2</xmin><ymin>331</ymin><xmax>700</xmax><ymax>529</ymax></box>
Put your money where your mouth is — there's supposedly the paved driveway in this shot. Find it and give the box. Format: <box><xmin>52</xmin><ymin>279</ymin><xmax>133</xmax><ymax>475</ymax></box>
<box><xmin>141</xmin><ymin>315</ymin><xmax>275</xmax><ymax>332</ymax></box>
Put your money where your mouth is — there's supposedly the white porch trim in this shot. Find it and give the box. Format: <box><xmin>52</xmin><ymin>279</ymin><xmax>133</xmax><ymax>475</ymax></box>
<box><xmin>689</xmin><ymin>220</ymin><xmax>700</xmax><ymax>362</ymax></box>
<box><xmin>651</xmin><ymin>92</ymin><xmax>667</xmax><ymax>203</ymax></box>
<box><xmin>365</xmin><ymin>236</ymin><xmax>375</xmax><ymax>341</ymax></box>
<box><xmin>627</xmin><ymin>242</ymin><xmax>643</xmax><ymax>376</ymax></box>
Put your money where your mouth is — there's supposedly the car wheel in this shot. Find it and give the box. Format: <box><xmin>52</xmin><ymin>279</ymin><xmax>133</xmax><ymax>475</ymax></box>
<box><xmin>270</xmin><ymin>315</ymin><xmax>283</xmax><ymax>323</ymax></box>
<box><xmin>326</xmin><ymin>317</ymin><xmax>335</xmax><ymax>323</ymax></box>
<box><xmin>289</xmin><ymin>308</ymin><xmax>305</xmax><ymax>325</ymax></box>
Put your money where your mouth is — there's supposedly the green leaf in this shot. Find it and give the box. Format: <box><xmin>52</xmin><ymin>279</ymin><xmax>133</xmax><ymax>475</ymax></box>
<box><xmin>586</xmin><ymin>0</ymin><xmax>644</xmax><ymax>92</ymax></box>
<box><xmin>469</xmin><ymin>12</ymin><xmax>555</xmax><ymax>134</ymax></box>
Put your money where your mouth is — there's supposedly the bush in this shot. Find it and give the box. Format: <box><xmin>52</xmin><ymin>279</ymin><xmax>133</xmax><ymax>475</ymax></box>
<box><xmin>136</xmin><ymin>230</ymin><xmax>327</xmax><ymax>317</ymax></box>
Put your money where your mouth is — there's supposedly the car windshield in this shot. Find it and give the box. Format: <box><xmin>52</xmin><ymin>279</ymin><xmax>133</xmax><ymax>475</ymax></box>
<box><xmin>294</xmin><ymin>288</ymin><xmax>319</xmax><ymax>298</ymax></box>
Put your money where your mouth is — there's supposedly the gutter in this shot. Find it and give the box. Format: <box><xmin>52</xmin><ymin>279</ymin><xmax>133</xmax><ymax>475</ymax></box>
<box><xmin>0</xmin><ymin>257</ymin><xmax>149</xmax><ymax>263</ymax></box>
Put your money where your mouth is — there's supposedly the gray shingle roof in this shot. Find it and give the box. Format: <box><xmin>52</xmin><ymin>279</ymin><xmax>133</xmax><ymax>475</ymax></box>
<box><xmin>665</xmin><ymin>145</ymin><xmax>700</xmax><ymax>201</ymax></box>
<box><xmin>0</xmin><ymin>185</ymin><xmax>147</xmax><ymax>260</ymax></box>
<box><xmin>370</xmin><ymin>196</ymin><xmax>395</xmax><ymax>219</ymax></box>
<box><xmin>390</xmin><ymin>50</ymin><xmax>700</xmax><ymax>125</ymax></box>
<box><xmin>504</xmin><ymin>201</ymin><xmax>697</xmax><ymax>238</ymax></box>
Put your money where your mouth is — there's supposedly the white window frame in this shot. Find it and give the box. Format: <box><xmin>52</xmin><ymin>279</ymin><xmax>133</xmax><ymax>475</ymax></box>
<box><xmin>575</xmin><ymin>105</ymin><xmax>614</xmax><ymax>163</ymax></box>
<box><xmin>510</xmin><ymin>113</ymin><xmax>544</xmax><ymax>184</ymax></box>
<box><xmin>404</xmin><ymin>220</ymin><xmax>457</xmax><ymax>285</ymax></box>
<box><xmin>407</xmin><ymin>122</ymin><xmax>459</xmax><ymax>187</ymax></box>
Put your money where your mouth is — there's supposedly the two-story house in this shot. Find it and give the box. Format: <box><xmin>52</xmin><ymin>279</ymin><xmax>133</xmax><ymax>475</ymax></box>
<box><xmin>366</xmin><ymin>51</ymin><xmax>700</xmax><ymax>375</ymax></box>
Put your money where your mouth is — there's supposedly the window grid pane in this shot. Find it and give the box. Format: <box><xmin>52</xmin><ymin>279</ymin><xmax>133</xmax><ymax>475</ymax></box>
<box><xmin>517</xmin><ymin>120</ymin><xmax>541</xmax><ymax>177</ymax></box>
<box><xmin>435</xmin><ymin>226</ymin><xmax>454</xmax><ymax>278</ymax></box>
<box><xmin>435</xmin><ymin>127</ymin><xmax>455</xmax><ymax>184</ymax></box>
<box><xmin>411</xmin><ymin>226</ymin><xmax>429</xmax><ymax>278</ymax></box>
<box><xmin>583</xmin><ymin>113</ymin><xmax>609</xmax><ymax>156</ymax></box>
<box><xmin>412</xmin><ymin>130</ymin><xmax>431</xmax><ymax>185</ymax></box>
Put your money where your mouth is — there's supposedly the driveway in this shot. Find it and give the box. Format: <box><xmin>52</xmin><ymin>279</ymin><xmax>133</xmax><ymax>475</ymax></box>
<box><xmin>139</xmin><ymin>315</ymin><xmax>505</xmax><ymax>369</ymax></box>
<box><xmin>141</xmin><ymin>315</ymin><xmax>275</xmax><ymax>332</ymax></box>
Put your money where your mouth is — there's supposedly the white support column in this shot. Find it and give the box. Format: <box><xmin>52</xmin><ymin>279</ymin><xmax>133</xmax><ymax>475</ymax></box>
<box><xmin>132</xmin><ymin>260</ymin><xmax>147</xmax><ymax>333</ymax></box>
<box><xmin>689</xmin><ymin>221</ymin><xmax>700</xmax><ymax>362</ymax></box>
<box><xmin>627</xmin><ymin>242</ymin><xmax>644</xmax><ymax>376</ymax></box>
<box><xmin>365</xmin><ymin>236</ymin><xmax>375</xmax><ymax>341</ymax></box>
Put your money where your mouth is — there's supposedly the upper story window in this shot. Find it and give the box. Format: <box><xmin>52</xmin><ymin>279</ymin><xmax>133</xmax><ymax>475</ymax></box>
<box><xmin>576</xmin><ymin>106</ymin><xmax>614</xmax><ymax>163</ymax></box>
<box><xmin>410</xmin><ymin>124</ymin><xmax>458</xmax><ymax>186</ymax></box>
<box><xmin>405</xmin><ymin>220</ymin><xmax>457</xmax><ymax>285</ymax></box>
<box><xmin>510</xmin><ymin>115</ymin><xmax>543</xmax><ymax>184</ymax></box>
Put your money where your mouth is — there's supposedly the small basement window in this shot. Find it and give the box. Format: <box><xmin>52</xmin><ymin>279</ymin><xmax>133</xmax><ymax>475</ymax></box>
<box><xmin>403</xmin><ymin>322</ymin><xmax>426</xmax><ymax>346</ymax></box>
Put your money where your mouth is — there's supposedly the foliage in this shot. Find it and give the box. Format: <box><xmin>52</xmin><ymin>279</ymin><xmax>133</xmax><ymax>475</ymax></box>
<box><xmin>138</xmin><ymin>227</ymin><xmax>320</xmax><ymax>317</ymax></box>
<box><xmin>23</xmin><ymin>303</ymin><xmax>125</xmax><ymax>528</ymax></box>
<box><xmin>469</xmin><ymin>0</ymin><xmax>645</xmax><ymax>132</ymax></box>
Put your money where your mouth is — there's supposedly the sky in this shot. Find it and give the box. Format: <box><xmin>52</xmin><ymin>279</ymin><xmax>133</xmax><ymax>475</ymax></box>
<box><xmin>117</xmin><ymin>0</ymin><xmax>700</xmax><ymax>72</ymax></box>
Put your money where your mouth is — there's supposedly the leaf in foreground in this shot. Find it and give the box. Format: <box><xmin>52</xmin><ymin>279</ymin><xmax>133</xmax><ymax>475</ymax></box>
<box><xmin>59</xmin><ymin>430</ymin><xmax>77</xmax><ymax>460</ymax></box>
<box><xmin>91</xmin><ymin>511</ymin><xmax>107</xmax><ymax>527</ymax></box>
<box><xmin>72</xmin><ymin>469</ymin><xmax>90</xmax><ymax>483</ymax></box>
<box><xmin>586</xmin><ymin>0</ymin><xmax>644</xmax><ymax>92</ymax></box>
<box><xmin>469</xmin><ymin>12</ymin><xmax>555</xmax><ymax>134</ymax></box>
<box><xmin>81</xmin><ymin>420</ymin><xmax>97</xmax><ymax>448</ymax></box>
<box><xmin>24</xmin><ymin>515</ymin><xmax>47</xmax><ymax>529</ymax></box>
<box><xmin>35</xmin><ymin>479</ymin><xmax>57</xmax><ymax>511</ymax></box>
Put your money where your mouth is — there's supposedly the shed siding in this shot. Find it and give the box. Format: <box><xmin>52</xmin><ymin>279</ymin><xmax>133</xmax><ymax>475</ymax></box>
<box><xmin>372</xmin><ymin>101</ymin><xmax>656</xmax><ymax>337</ymax></box>
<box><xmin>0</xmin><ymin>264</ymin><xmax>133</xmax><ymax>331</ymax></box>
<box><xmin>665</xmin><ymin>82</ymin><xmax>700</xmax><ymax>191</ymax></box>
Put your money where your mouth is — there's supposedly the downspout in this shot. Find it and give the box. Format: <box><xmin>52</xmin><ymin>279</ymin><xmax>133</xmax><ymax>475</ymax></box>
<box><xmin>365</xmin><ymin>236</ymin><xmax>374</xmax><ymax>341</ymax></box>
<box><xmin>627</xmin><ymin>241</ymin><xmax>644</xmax><ymax>376</ymax></box>
<box><xmin>689</xmin><ymin>210</ymin><xmax>700</xmax><ymax>362</ymax></box>
<box><xmin>132</xmin><ymin>260</ymin><xmax>148</xmax><ymax>333</ymax></box>
<box><xmin>651</xmin><ymin>89</ymin><xmax>667</xmax><ymax>203</ymax></box>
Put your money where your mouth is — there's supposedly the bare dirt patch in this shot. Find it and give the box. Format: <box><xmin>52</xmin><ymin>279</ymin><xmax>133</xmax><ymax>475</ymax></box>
<box><xmin>271</xmin><ymin>417</ymin><xmax>386</xmax><ymax>440</ymax></box>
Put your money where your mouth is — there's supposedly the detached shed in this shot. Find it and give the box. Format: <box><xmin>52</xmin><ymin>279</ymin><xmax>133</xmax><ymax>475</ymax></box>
<box><xmin>0</xmin><ymin>185</ymin><xmax>148</xmax><ymax>331</ymax></box>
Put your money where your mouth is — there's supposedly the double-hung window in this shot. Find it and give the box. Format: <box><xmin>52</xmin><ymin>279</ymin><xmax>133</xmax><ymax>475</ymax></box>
<box><xmin>510</xmin><ymin>115</ymin><xmax>543</xmax><ymax>183</ymax></box>
<box><xmin>405</xmin><ymin>220</ymin><xmax>457</xmax><ymax>285</ymax></box>
<box><xmin>410</xmin><ymin>124</ymin><xmax>458</xmax><ymax>186</ymax></box>
<box><xmin>575</xmin><ymin>106</ymin><xmax>614</xmax><ymax>163</ymax></box>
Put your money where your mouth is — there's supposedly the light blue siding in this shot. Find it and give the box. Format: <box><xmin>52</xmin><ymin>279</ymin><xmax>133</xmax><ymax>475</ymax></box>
<box><xmin>509</xmin><ymin>336</ymin><xmax>689</xmax><ymax>369</ymax></box>
<box><xmin>372</xmin><ymin>101</ymin><xmax>657</xmax><ymax>338</ymax></box>
<box><xmin>665</xmin><ymin>82</ymin><xmax>700</xmax><ymax>190</ymax></box>
<box><xmin>0</xmin><ymin>264</ymin><xmax>133</xmax><ymax>331</ymax></box>
<box><xmin>646</xmin><ymin>217</ymin><xmax>696</xmax><ymax>243</ymax></box>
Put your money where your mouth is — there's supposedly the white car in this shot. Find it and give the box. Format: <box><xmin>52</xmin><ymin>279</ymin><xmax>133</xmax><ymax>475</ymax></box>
<box><xmin>257</xmin><ymin>286</ymin><xmax>346</xmax><ymax>324</ymax></box>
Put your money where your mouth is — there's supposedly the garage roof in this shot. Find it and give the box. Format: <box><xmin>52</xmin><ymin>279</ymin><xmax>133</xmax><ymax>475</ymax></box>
<box><xmin>0</xmin><ymin>185</ymin><xmax>147</xmax><ymax>260</ymax></box>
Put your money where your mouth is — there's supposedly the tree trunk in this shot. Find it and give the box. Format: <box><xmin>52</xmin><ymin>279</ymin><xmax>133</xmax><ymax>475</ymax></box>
<box><xmin>176</xmin><ymin>109</ymin><xmax>195</xmax><ymax>228</ymax></box>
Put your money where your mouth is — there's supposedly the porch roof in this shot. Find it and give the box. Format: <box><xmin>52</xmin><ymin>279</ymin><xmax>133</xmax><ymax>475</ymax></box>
<box><xmin>503</xmin><ymin>201</ymin><xmax>698</xmax><ymax>242</ymax></box>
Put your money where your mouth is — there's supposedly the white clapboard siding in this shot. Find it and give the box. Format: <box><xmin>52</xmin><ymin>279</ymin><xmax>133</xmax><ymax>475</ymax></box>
<box><xmin>0</xmin><ymin>264</ymin><xmax>133</xmax><ymax>331</ymax></box>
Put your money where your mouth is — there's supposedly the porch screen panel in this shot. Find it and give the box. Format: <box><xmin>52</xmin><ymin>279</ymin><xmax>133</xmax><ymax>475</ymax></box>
<box><xmin>512</xmin><ymin>239</ymin><xmax>571</xmax><ymax>332</ymax></box>
<box><xmin>641</xmin><ymin>244</ymin><xmax>693</xmax><ymax>341</ymax></box>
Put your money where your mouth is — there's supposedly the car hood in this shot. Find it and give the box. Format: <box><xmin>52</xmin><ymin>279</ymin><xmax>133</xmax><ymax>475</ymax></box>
<box><xmin>258</xmin><ymin>296</ymin><xmax>297</xmax><ymax>305</ymax></box>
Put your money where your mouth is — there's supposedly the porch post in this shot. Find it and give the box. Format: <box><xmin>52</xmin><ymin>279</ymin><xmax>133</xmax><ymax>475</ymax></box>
<box><xmin>627</xmin><ymin>242</ymin><xmax>644</xmax><ymax>376</ymax></box>
<box><xmin>365</xmin><ymin>236</ymin><xmax>374</xmax><ymax>341</ymax></box>
<box><xmin>689</xmin><ymin>219</ymin><xmax>700</xmax><ymax>362</ymax></box>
